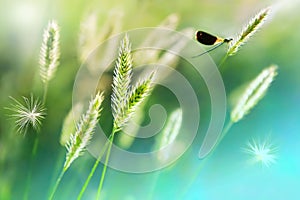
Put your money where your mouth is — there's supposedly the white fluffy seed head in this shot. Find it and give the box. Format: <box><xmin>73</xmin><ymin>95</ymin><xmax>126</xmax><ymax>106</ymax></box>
<box><xmin>39</xmin><ymin>20</ymin><xmax>60</xmax><ymax>84</ymax></box>
<box><xmin>7</xmin><ymin>95</ymin><xmax>46</xmax><ymax>135</ymax></box>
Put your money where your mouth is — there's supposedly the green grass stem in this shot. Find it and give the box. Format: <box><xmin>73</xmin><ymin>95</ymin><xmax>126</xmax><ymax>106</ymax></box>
<box><xmin>77</xmin><ymin>133</ymin><xmax>113</xmax><ymax>200</ymax></box>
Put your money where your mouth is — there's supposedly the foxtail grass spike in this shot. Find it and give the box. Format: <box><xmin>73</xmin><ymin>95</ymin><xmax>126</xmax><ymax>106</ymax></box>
<box><xmin>159</xmin><ymin>108</ymin><xmax>182</xmax><ymax>148</ymax></box>
<box><xmin>6</xmin><ymin>94</ymin><xmax>46</xmax><ymax>134</ymax></box>
<box><xmin>60</xmin><ymin>103</ymin><xmax>83</xmax><ymax>146</ymax></box>
<box><xmin>39</xmin><ymin>20</ymin><xmax>60</xmax><ymax>84</ymax></box>
<box><xmin>111</xmin><ymin>34</ymin><xmax>133</xmax><ymax>130</ymax></box>
<box><xmin>113</xmin><ymin>71</ymin><xmax>156</xmax><ymax>132</ymax></box>
<box><xmin>157</xmin><ymin>108</ymin><xmax>182</xmax><ymax>161</ymax></box>
<box><xmin>227</xmin><ymin>7</ymin><xmax>270</xmax><ymax>56</ymax></box>
<box><xmin>63</xmin><ymin>92</ymin><xmax>104</xmax><ymax>171</ymax></box>
<box><xmin>231</xmin><ymin>65</ymin><xmax>278</xmax><ymax>123</ymax></box>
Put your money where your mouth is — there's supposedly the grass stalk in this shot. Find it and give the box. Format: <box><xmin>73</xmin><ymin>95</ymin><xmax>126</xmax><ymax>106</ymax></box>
<box><xmin>43</xmin><ymin>83</ymin><xmax>48</xmax><ymax>105</ymax></box>
<box><xmin>24</xmin><ymin>135</ymin><xmax>39</xmax><ymax>200</ymax></box>
<box><xmin>179</xmin><ymin>159</ymin><xmax>208</xmax><ymax>199</ymax></box>
<box><xmin>218</xmin><ymin>54</ymin><xmax>229</xmax><ymax>69</ymax></box>
<box><xmin>180</xmin><ymin>121</ymin><xmax>233</xmax><ymax>198</ymax></box>
<box><xmin>48</xmin><ymin>149</ymin><xmax>65</xmax><ymax>196</ymax></box>
<box><xmin>48</xmin><ymin>169</ymin><xmax>66</xmax><ymax>200</ymax></box>
<box><xmin>96</xmin><ymin>129</ymin><xmax>116</xmax><ymax>200</ymax></box>
<box><xmin>77</xmin><ymin>134</ymin><xmax>113</xmax><ymax>200</ymax></box>
<box><xmin>147</xmin><ymin>171</ymin><xmax>161</xmax><ymax>200</ymax></box>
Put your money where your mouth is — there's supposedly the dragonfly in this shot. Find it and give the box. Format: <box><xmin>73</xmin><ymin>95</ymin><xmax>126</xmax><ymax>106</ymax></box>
<box><xmin>192</xmin><ymin>30</ymin><xmax>232</xmax><ymax>58</ymax></box>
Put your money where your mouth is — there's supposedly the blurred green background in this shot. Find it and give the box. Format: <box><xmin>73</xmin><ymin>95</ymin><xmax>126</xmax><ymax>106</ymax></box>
<box><xmin>1</xmin><ymin>0</ymin><xmax>300</xmax><ymax>199</ymax></box>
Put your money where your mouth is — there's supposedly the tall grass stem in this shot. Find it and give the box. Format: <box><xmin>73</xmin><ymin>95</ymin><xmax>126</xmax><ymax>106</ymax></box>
<box><xmin>24</xmin><ymin>135</ymin><xmax>39</xmax><ymax>200</ymax></box>
<box><xmin>96</xmin><ymin>130</ymin><xmax>116</xmax><ymax>200</ymax></box>
<box><xmin>48</xmin><ymin>169</ymin><xmax>65</xmax><ymax>200</ymax></box>
<box><xmin>77</xmin><ymin>134</ymin><xmax>113</xmax><ymax>200</ymax></box>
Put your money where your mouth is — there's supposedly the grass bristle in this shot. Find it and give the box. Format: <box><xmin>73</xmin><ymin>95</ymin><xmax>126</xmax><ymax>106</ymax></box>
<box><xmin>64</xmin><ymin>92</ymin><xmax>104</xmax><ymax>171</ymax></box>
<box><xmin>227</xmin><ymin>7</ymin><xmax>270</xmax><ymax>56</ymax></box>
<box><xmin>231</xmin><ymin>65</ymin><xmax>278</xmax><ymax>123</ymax></box>
<box><xmin>39</xmin><ymin>20</ymin><xmax>60</xmax><ymax>84</ymax></box>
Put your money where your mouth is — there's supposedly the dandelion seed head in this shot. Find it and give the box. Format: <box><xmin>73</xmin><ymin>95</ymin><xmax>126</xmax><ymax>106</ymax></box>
<box><xmin>7</xmin><ymin>95</ymin><xmax>46</xmax><ymax>134</ymax></box>
<box><xmin>243</xmin><ymin>138</ymin><xmax>277</xmax><ymax>167</ymax></box>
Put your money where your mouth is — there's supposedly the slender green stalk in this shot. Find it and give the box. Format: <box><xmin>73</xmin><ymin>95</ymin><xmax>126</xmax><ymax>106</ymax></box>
<box><xmin>218</xmin><ymin>54</ymin><xmax>229</xmax><ymax>69</ymax></box>
<box><xmin>148</xmin><ymin>171</ymin><xmax>160</xmax><ymax>200</ymax></box>
<box><xmin>48</xmin><ymin>149</ymin><xmax>65</xmax><ymax>196</ymax></box>
<box><xmin>24</xmin><ymin>135</ymin><xmax>39</xmax><ymax>200</ymax></box>
<box><xmin>179</xmin><ymin>159</ymin><xmax>208</xmax><ymax>199</ymax></box>
<box><xmin>48</xmin><ymin>169</ymin><xmax>66</xmax><ymax>200</ymax></box>
<box><xmin>180</xmin><ymin>121</ymin><xmax>233</xmax><ymax>199</ymax></box>
<box><xmin>77</xmin><ymin>134</ymin><xmax>113</xmax><ymax>200</ymax></box>
<box><xmin>96</xmin><ymin>130</ymin><xmax>116</xmax><ymax>200</ymax></box>
<box><xmin>218</xmin><ymin>121</ymin><xmax>233</xmax><ymax>144</ymax></box>
<box><xmin>43</xmin><ymin>83</ymin><xmax>48</xmax><ymax>105</ymax></box>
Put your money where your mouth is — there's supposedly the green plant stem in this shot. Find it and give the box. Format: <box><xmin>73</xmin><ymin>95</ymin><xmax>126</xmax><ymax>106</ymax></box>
<box><xmin>43</xmin><ymin>82</ymin><xmax>48</xmax><ymax>105</ymax></box>
<box><xmin>218</xmin><ymin>54</ymin><xmax>229</xmax><ymax>69</ymax></box>
<box><xmin>96</xmin><ymin>130</ymin><xmax>116</xmax><ymax>200</ymax></box>
<box><xmin>48</xmin><ymin>149</ymin><xmax>65</xmax><ymax>195</ymax></box>
<box><xmin>77</xmin><ymin>134</ymin><xmax>113</xmax><ymax>200</ymax></box>
<box><xmin>202</xmin><ymin>121</ymin><xmax>234</xmax><ymax>160</ymax></box>
<box><xmin>48</xmin><ymin>169</ymin><xmax>66</xmax><ymax>200</ymax></box>
<box><xmin>219</xmin><ymin>121</ymin><xmax>233</xmax><ymax>142</ymax></box>
<box><xmin>179</xmin><ymin>159</ymin><xmax>208</xmax><ymax>199</ymax></box>
<box><xmin>24</xmin><ymin>135</ymin><xmax>39</xmax><ymax>200</ymax></box>
<box><xmin>180</xmin><ymin>121</ymin><xmax>234</xmax><ymax>199</ymax></box>
<box><xmin>147</xmin><ymin>171</ymin><xmax>160</xmax><ymax>200</ymax></box>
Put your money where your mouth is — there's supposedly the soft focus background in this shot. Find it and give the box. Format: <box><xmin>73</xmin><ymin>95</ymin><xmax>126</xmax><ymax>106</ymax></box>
<box><xmin>1</xmin><ymin>0</ymin><xmax>300</xmax><ymax>199</ymax></box>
